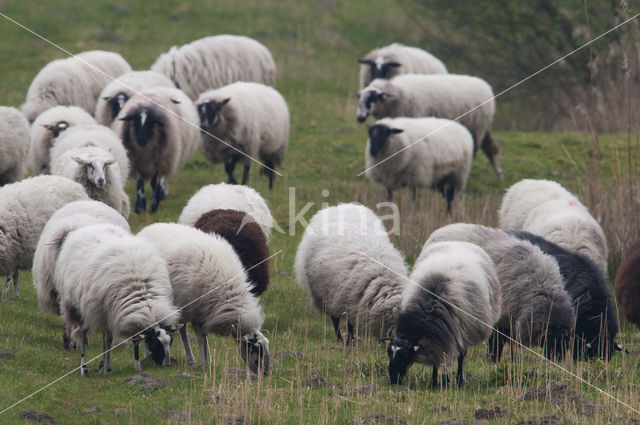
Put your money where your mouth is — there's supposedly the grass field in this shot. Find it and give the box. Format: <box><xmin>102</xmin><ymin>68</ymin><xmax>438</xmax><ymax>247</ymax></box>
<box><xmin>0</xmin><ymin>1</ymin><xmax>639</xmax><ymax>424</ymax></box>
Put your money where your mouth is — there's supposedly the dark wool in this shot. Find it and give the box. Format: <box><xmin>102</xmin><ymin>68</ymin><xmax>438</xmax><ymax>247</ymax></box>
<box><xmin>614</xmin><ymin>239</ymin><xmax>640</xmax><ymax>327</ymax></box>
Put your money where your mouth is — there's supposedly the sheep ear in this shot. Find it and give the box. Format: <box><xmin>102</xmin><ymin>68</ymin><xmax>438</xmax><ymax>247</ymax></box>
<box><xmin>379</xmin><ymin>92</ymin><xmax>394</xmax><ymax>101</ymax></box>
<box><xmin>390</xmin><ymin>128</ymin><xmax>404</xmax><ymax>134</ymax></box>
<box><xmin>413</xmin><ymin>346</ymin><xmax>429</xmax><ymax>356</ymax></box>
<box><xmin>104</xmin><ymin>158</ymin><xmax>116</xmax><ymax>166</ymax></box>
<box><xmin>43</xmin><ymin>124</ymin><xmax>55</xmax><ymax>131</ymax></box>
<box><xmin>358</xmin><ymin>58</ymin><xmax>373</xmax><ymax>65</ymax></box>
<box><xmin>71</xmin><ymin>156</ymin><xmax>86</xmax><ymax>165</ymax></box>
<box><xmin>219</xmin><ymin>98</ymin><xmax>231</xmax><ymax>107</ymax></box>
<box><xmin>170</xmin><ymin>98</ymin><xmax>181</xmax><ymax>104</ymax></box>
<box><xmin>102</xmin><ymin>96</ymin><xmax>111</xmax><ymax>101</ymax></box>
<box><xmin>387</xmin><ymin>61</ymin><xmax>401</xmax><ymax>68</ymax></box>
<box><xmin>132</xmin><ymin>333</ymin><xmax>145</xmax><ymax>341</ymax></box>
<box><xmin>615</xmin><ymin>343</ymin><xmax>628</xmax><ymax>353</ymax></box>
<box><xmin>118</xmin><ymin>113</ymin><xmax>137</xmax><ymax>121</ymax></box>
<box><xmin>377</xmin><ymin>338</ymin><xmax>393</xmax><ymax>344</ymax></box>
<box><xmin>355</xmin><ymin>91</ymin><xmax>361</xmax><ymax>98</ymax></box>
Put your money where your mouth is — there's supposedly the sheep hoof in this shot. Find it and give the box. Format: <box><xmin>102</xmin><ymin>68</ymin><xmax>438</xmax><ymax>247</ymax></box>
<box><xmin>134</xmin><ymin>197</ymin><xmax>146</xmax><ymax>214</ymax></box>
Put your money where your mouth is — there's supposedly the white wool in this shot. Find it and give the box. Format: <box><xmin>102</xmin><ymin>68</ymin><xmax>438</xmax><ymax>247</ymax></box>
<box><xmin>0</xmin><ymin>106</ymin><xmax>30</xmax><ymax>185</ymax></box>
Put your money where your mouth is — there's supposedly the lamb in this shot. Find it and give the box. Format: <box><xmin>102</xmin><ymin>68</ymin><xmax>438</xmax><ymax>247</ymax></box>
<box><xmin>194</xmin><ymin>209</ymin><xmax>270</xmax><ymax>296</ymax></box>
<box><xmin>56</xmin><ymin>223</ymin><xmax>180</xmax><ymax>376</ymax></box>
<box><xmin>0</xmin><ymin>176</ymin><xmax>88</xmax><ymax>299</ymax></box>
<box><xmin>364</xmin><ymin>117</ymin><xmax>473</xmax><ymax>212</ymax></box>
<box><xmin>0</xmin><ymin>106</ymin><xmax>30</xmax><ymax>185</ymax></box>
<box><xmin>178</xmin><ymin>183</ymin><xmax>274</xmax><ymax>242</ymax></box>
<box><xmin>295</xmin><ymin>204</ymin><xmax>409</xmax><ymax>342</ymax></box>
<box><xmin>196</xmin><ymin>82</ymin><xmax>289</xmax><ymax>188</ymax></box>
<box><xmin>22</xmin><ymin>50</ymin><xmax>132</xmax><ymax>122</ymax></box>
<box><xmin>137</xmin><ymin>223</ymin><xmax>270</xmax><ymax>374</ymax></box>
<box><xmin>28</xmin><ymin>106</ymin><xmax>97</xmax><ymax>175</ymax></box>
<box><xmin>33</xmin><ymin>200</ymin><xmax>130</xmax><ymax>349</ymax></box>
<box><xmin>356</xmin><ymin>74</ymin><xmax>503</xmax><ymax>179</ymax></box>
<box><xmin>358</xmin><ymin>42</ymin><xmax>448</xmax><ymax>89</ymax></box>
<box><xmin>151</xmin><ymin>34</ymin><xmax>276</xmax><ymax>100</ymax></box>
<box><xmin>94</xmin><ymin>70</ymin><xmax>176</xmax><ymax>126</ymax></box>
<box><xmin>113</xmin><ymin>86</ymin><xmax>199</xmax><ymax>213</ymax></box>
<box><xmin>614</xmin><ymin>239</ymin><xmax>640</xmax><ymax>330</ymax></box>
<box><xmin>426</xmin><ymin>223</ymin><xmax>576</xmax><ymax>361</ymax></box>
<box><xmin>507</xmin><ymin>230</ymin><xmax>620</xmax><ymax>361</ymax></box>
<box><xmin>380</xmin><ymin>241</ymin><xmax>501</xmax><ymax>387</ymax></box>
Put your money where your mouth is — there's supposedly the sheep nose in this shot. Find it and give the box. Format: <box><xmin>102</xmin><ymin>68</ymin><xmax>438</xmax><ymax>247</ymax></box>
<box><xmin>357</xmin><ymin>115</ymin><xmax>366</xmax><ymax>123</ymax></box>
<box><xmin>96</xmin><ymin>178</ymin><xmax>105</xmax><ymax>188</ymax></box>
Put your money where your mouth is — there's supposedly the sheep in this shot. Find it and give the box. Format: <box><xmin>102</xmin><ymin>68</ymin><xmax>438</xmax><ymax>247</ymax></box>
<box><xmin>0</xmin><ymin>176</ymin><xmax>89</xmax><ymax>298</ymax></box>
<box><xmin>0</xmin><ymin>106</ymin><xmax>30</xmax><ymax>185</ymax></box>
<box><xmin>507</xmin><ymin>230</ymin><xmax>620</xmax><ymax>361</ymax></box>
<box><xmin>28</xmin><ymin>106</ymin><xmax>97</xmax><ymax>175</ymax></box>
<box><xmin>137</xmin><ymin>223</ymin><xmax>270</xmax><ymax>374</ymax></box>
<box><xmin>356</xmin><ymin>74</ymin><xmax>503</xmax><ymax>179</ymax></box>
<box><xmin>614</xmin><ymin>239</ymin><xmax>640</xmax><ymax>330</ymax></box>
<box><xmin>358</xmin><ymin>42</ymin><xmax>448</xmax><ymax>89</ymax></box>
<box><xmin>33</xmin><ymin>200</ymin><xmax>130</xmax><ymax>349</ymax></box>
<box><xmin>194</xmin><ymin>209</ymin><xmax>270</xmax><ymax>296</ymax></box>
<box><xmin>380</xmin><ymin>241</ymin><xmax>501</xmax><ymax>387</ymax></box>
<box><xmin>196</xmin><ymin>82</ymin><xmax>289</xmax><ymax>188</ymax></box>
<box><xmin>364</xmin><ymin>117</ymin><xmax>473</xmax><ymax>212</ymax></box>
<box><xmin>55</xmin><ymin>223</ymin><xmax>180</xmax><ymax>376</ymax></box>
<box><xmin>426</xmin><ymin>223</ymin><xmax>576</xmax><ymax>362</ymax></box>
<box><xmin>94</xmin><ymin>70</ymin><xmax>176</xmax><ymax>126</ymax></box>
<box><xmin>22</xmin><ymin>50</ymin><xmax>132</xmax><ymax>122</ymax></box>
<box><xmin>49</xmin><ymin>146</ymin><xmax>130</xmax><ymax>218</ymax></box>
<box><xmin>151</xmin><ymin>35</ymin><xmax>276</xmax><ymax>100</ymax></box>
<box><xmin>113</xmin><ymin>86</ymin><xmax>199</xmax><ymax>213</ymax></box>
<box><xmin>295</xmin><ymin>204</ymin><xmax>409</xmax><ymax>342</ymax></box>
<box><xmin>178</xmin><ymin>183</ymin><xmax>274</xmax><ymax>242</ymax></box>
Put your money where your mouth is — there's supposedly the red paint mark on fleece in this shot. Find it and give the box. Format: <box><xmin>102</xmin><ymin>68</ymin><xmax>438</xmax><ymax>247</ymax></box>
<box><xmin>106</xmin><ymin>226</ymin><xmax>124</xmax><ymax>238</ymax></box>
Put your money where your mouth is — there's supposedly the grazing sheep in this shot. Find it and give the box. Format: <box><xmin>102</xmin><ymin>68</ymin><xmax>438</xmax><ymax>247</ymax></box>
<box><xmin>295</xmin><ymin>204</ymin><xmax>409</xmax><ymax>342</ymax></box>
<box><xmin>94</xmin><ymin>70</ymin><xmax>176</xmax><ymax>126</ymax></box>
<box><xmin>33</xmin><ymin>200</ymin><xmax>130</xmax><ymax>349</ymax></box>
<box><xmin>364</xmin><ymin>117</ymin><xmax>473</xmax><ymax>212</ymax></box>
<box><xmin>113</xmin><ymin>86</ymin><xmax>199</xmax><ymax>213</ymax></box>
<box><xmin>614</xmin><ymin>239</ymin><xmax>640</xmax><ymax>329</ymax></box>
<box><xmin>137</xmin><ymin>223</ymin><xmax>270</xmax><ymax>374</ymax></box>
<box><xmin>151</xmin><ymin>35</ymin><xmax>276</xmax><ymax>100</ymax></box>
<box><xmin>194</xmin><ymin>209</ymin><xmax>270</xmax><ymax>296</ymax></box>
<box><xmin>426</xmin><ymin>223</ymin><xmax>576</xmax><ymax>362</ymax></box>
<box><xmin>28</xmin><ymin>106</ymin><xmax>97</xmax><ymax>175</ymax></box>
<box><xmin>357</xmin><ymin>74</ymin><xmax>503</xmax><ymax>179</ymax></box>
<box><xmin>507</xmin><ymin>230</ymin><xmax>620</xmax><ymax>361</ymax></box>
<box><xmin>196</xmin><ymin>82</ymin><xmax>289</xmax><ymax>188</ymax></box>
<box><xmin>358</xmin><ymin>43</ymin><xmax>447</xmax><ymax>89</ymax></box>
<box><xmin>178</xmin><ymin>183</ymin><xmax>273</xmax><ymax>241</ymax></box>
<box><xmin>0</xmin><ymin>176</ymin><xmax>89</xmax><ymax>299</ymax></box>
<box><xmin>381</xmin><ymin>241</ymin><xmax>501</xmax><ymax>387</ymax></box>
<box><xmin>22</xmin><ymin>50</ymin><xmax>132</xmax><ymax>122</ymax></box>
<box><xmin>56</xmin><ymin>223</ymin><xmax>179</xmax><ymax>375</ymax></box>
<box><xmin>0</xmin><ymin>106</ymin><xmax>29</xmax><ymax>185</ymax></box>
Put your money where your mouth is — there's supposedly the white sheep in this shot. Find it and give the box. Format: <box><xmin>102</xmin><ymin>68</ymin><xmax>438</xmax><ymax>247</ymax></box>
<box><xmin>55</xmin><ymin>223</ymin><xmax>180</xmax><ymax>375</ymax></box>
<box><xmin>0</xmin><ymin>106</ymin><xmax>29</xmax><ymax>185</ymax></box>
<box><xmin>22</xmin><ymin>50</ymin><xmax>132</xmax><ymax>122</ymax></box>
<box><xmin>33</xmin><ymin>200</ymin><xmax>130</xmax><ymax>349</ymax></box>
<box><xmin>178</xmin><ymin>183</ymin><xmax>274</xmax><ymax>242</ymax></box>
<box><xmin>196</xmin><ymin>82</ymin><xmax>289</xmax><ymax>188</ymax></box>
<box><xmin>357</xmin><ymin>74</ymin><xmax>503</xmax><ymax>179</ymax></box>
<box><xmin>28</xmin><ymin>106</ymin><xmax>98</xmax><ymax>175</ymax></box>
<box><xmin>137</xmin><ymin>223</ymin><xmax>270</xmax><ymax>374</ymax></box>
<box><xmin>364</xmin><ymin>117</ymin><xmax>473</xmax><ymax>212</ymax></box>
<box><xmin>0</xmin><ymin>176</ymin><xmax>89</xmax><ymax>298</ymax></box>
<box><xmin>113</xmin><ymin>86</ymin><xmax>199</xmax><ymax>213</ymax></box>
<box><xmin>151</xmin><ymin>35</ymin><xmax>276</xmax><ymax>100</ymax></box>
<box><xmin>295</xmin><ymin>204</ymin><xmax>409</xmax><ymax>342</ymax></box>
<box><xmin>381</xmin><ymin>241</ymin><xmax>501</xmax><ymax>387</ymax></box>
<box><xmin>94</xmin><ymin>70</ymin><xmax>176</xmax><ymax>126</ymax></box>
<box><xmin>358</xmin><ymin>42</ymin><xmax>447</xmax><ymax>89</ymax></box>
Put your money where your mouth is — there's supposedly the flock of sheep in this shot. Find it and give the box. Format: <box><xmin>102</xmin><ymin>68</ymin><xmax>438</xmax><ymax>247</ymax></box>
<box><xmin>0</xmin><ymin>33</ymin><xmax>638</xmax><ymax>394</ymax></box>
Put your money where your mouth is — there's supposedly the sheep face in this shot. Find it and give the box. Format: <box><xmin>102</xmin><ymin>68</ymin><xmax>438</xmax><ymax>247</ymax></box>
<box><xmin>357</xmin><ymin>89</ymin><xmax>382</xmax><ymax>122</ymax></box>
<box><xmin>358</xmin><ymin>57</ymin><xmax>401</xmax><ymax>81</ymax></box>
<box><xmin>367</xmin><ymin>124</ymin><xmax>403</xmax><ymax>157</ymax></box>
<box><xmin>142</xmin><ymin>325</ymin><xmax>175</xmax><ymax>367</ymax></box>
<box><xmin>44</xmin><ymin>121</ymin><xmax>69</xmax><ymax>138</ymax></box>
<box><xmin>197</xmin><ymin>97</ymin><xmax>230</xmax><ymax>130</ymax></box>
<box><xmin>382</xmin><ymin>338</ymin><xmax>430</xmax><ymax>385</ymax></box>
<box><xmin>238</xmin><ymin>331</ymin><xmax>270</xmax><ymax>375</ymax></box>
<box><xmin>72</xmin><ymin>155</ymin><xmax>115</xmax><ymax>189</ymax></box>
<box><xmin>119</xmin><ymin>107</ymin><xmax>164</xmax><ymax>147</ymax></box>
<box><xmin>105</xmin><ymin>92</ymin><xmax>129</xmax><ymax>120</ymax></box>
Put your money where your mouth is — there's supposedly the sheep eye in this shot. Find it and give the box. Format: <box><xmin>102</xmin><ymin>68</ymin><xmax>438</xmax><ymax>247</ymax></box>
<box><xmin>88</xmin><ymin>164</ymin><xmax>94</xmax><ymax>170</ymax></box>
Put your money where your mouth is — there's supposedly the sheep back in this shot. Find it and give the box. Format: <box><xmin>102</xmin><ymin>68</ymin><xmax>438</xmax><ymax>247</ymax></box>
<box><xmin>0</xmin><ymin>106</ymin><xmax>30</xmax><ymax>185</ymax></box>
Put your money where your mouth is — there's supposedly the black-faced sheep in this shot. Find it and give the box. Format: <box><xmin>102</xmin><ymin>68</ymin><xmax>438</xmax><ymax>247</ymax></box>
<box><xmin>0</xmin><ymin>106</ymin><xmax>30</xmax><ymax>185</ymax></box>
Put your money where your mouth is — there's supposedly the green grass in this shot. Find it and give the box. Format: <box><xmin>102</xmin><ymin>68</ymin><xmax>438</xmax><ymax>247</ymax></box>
<box><xmin>1</xmin><ymin>1</ymin><xmax>640</xmax><ymax>424</ymax></box>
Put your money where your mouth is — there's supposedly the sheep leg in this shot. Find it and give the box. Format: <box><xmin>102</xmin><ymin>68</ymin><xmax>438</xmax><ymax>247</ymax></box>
<box><xmin>330</xmin><ymin>316</ymin><xmax>343</xmax><ymax>342</ymax></box>
<box><xmin>386</xmin><ymin>188</ymin><xmax>393</xmax><ymax>201</ymax></box>
<box><xmin>179</xmin><ymin>323</ymin><xmax>197</xmax><ymax>366</ymax></box>
<box><xmin>80</xmin><ymin>330</ymin><xmax>88</xmax><ymax>377</ymax></box>
<box><xmin>225</xmin><ymin>157</ymin><xmax>239</xmax><ymax>184</ymax></box>
<box><xmin>99</xmin><ymin>330</ymin><xmax>112</xmax><ymax>374</ymax></box>
<box><xmin>489</xmin><ymin>327</ymin><xmax>508</xmax><ymax>362</ymax></box>
<box><xmin>430</xmin><ymin>365</ymin><xmax>439</xmax><ymax>389</ymax></box>
<box><xmin>241</xmin><ymin>164</ymin><xmax>250</xmax><ymax>185</ymax></box>
<box><xmin>265</xmin><ymin>159</ymin><xmax>275</xmax><ymax>189</ymax></box>
<box><xmin>193</xmin><ymin>323</ymin><xmax>208</xmax><ymax>365</ymax></box>
<box><xmin>346</xmin><ymin>322</ymin><xmax>355</xmax><ymax>345</ymax></box>
<box><xmin>62</xmin><ymin>325</ymin><xmax>77</xmax><ymax>350</ymax></box>
<box><xmin>456</xmin><ymin>349</ymin><xmax>466</xmax><ymax>387</ymax></box>
<box><xmin>445</xmin><ymin>186</ymin><xmax>455</xmax><ymax>215</ymax></box>
<box><xmin>481</xmin><ymin>132</ymin><xmax>503</xmax><ymax>180</ymax></box>
<box><xmin>2</xmin><ymin>269</ymin><xmax>18</xmax><ymax>299</ymax></box>
<box><xmin>133</xmin><ymin>340</ymin><xmax>142</xmax><ymax>371</ymax></box>
<box><xmin>134</xmin><ymin>178</ymin><xmax>146</xmax><ymax>214</ymax></box>
<box><xmin>150</xmin><ymin>174</ymin><xmax>167</xmax><ymax>213</ymax></box>
<box><xmin>411</xmin><ymin>187</ymin><xmax>417</xmax><ymax>202</ymax></box>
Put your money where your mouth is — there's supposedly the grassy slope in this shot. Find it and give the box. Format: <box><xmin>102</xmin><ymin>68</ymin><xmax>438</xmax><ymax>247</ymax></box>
<box><xmin>0</xmin><ymin>1</ymin><xmax>639</xmax><ymax>424</ymax></box>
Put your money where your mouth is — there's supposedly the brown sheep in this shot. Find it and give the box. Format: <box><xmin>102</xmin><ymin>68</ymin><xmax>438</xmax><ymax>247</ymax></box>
<box><xmin>614</xmin><ymin>239</ymin><xmax>640</xmax><ymax>327</ymax></box>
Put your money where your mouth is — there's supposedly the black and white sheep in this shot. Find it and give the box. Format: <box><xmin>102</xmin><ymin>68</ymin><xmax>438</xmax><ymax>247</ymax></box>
<box><xmin>614</xmin><ymin>239</ymin><xmax>640</xmax><ymax>329</ymax></box>
<box><xmin>28</xmin><ymin>106</ymin><xmax>98</xmax><ymax>175</ymax></box>
<box><xmin>0</xmin><ymin>176</ymin><xmax>89</xmax><ymax>299</ymax></box>
<box><xmin>295</xmin><ymin>204</ymin><xmax>409</xmax><ymax>342</ymax></box>
<box><xmin>22</xmin><ymin>50</ymin><xmax>131</xmax><ymax>122</ymax></box>
<box><xmin>94</xmin><ymin>70</ymin><xmax>176</xmax><ymax>126</ymax></box>
<box><xmin>358</xmin><ymin>43</ymin><xmax>447</xmax><ymax>89</ymax></box>
<box><xmin>426</xmin><ymin>223</ymin><xmax>576</xmax><ymax>362</ymax></box>
<box><xmin>0</xmin><ymin>106</ymin><xmax>30</xmax><ymax>185</ymax></box>
<box><xmin>507</xmin><ymin>230</ymin><xmax>620</xmax><ymax>361</ymax></box>
<box><xmin>33</xmin><ymin>200</ymin><xmax>130</xmax><ymax>349</ymax></box>
<box><xmin>357</xmin><ymin>74</ymin><xmax>503</xmax><ymax>179</ymax></box>
<box><xmin>137</xmin><ymin>223</ymin><xmax>270</xmax><ymax>374</ymax></box>
<box><xmin>113</xmin><ymin>86</ymin><xmax>199</xmax><ymax>213</ymax></box>
<box><xmin>55</xmin><ymin>223</ymin><xmax>180</xmax><ymax>375</ymax></box>
<box><xmin>151</xmin><ymin>35</ymin><xmax>276</xmax><ymax>100</ymax></box>
<box><xmin>364</xmin><ymin>117</ymin><xmax>473</xmax><ymax>212</ymax></box>
<box><xmin>196</xmin><ymin>82</ymin><xmax>289</xmax><ymax>188</ymax></box>
<box><xmin>381</xmin><ymin>241</ymin><xmax>501</xmax><ymax>387</ymax></box>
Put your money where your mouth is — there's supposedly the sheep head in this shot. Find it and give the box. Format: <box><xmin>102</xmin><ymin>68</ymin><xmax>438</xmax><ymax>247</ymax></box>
<box><xmin>358</xmin><ymin>56</ymin><xmax>401</xmax><ymax>81</ymax></box>
<box><xmin>378</xmin><ymin>337</ymin><xmax>429</xmax><ymax>385</ymax></box>
<box><xmin>134</xmin><ymin>324</ymin><xmax>181</xmax><ymax>367</ymax></box>
<box><xmin>104</xmin><ymin>92</ymin><xmax>129</xmax><ymax>120</ymax></box>
<box><xmin>367</xmin><ymin>124</ymin><xmax>403</xmax><ymax>157</ymax></box>
<box><xmin>197</xmin><ymin>97</ymin><xmax>230</xmax><ymax>130</ymax></box>
<box><xmin>119</xmin><ymin>107</ymin><xmax>164</xmax><ymax>147</ymax></box>
<box><xmin>238</xmin><ymin>331</ymin><xmax>270</xmax><ymax>375</ymax></box>
<box><xmin>72</xmin><ymin>154</ymin><xmax>116</xmax><ymax>189</ymax></box>
<box><xmin>43</xmin><ymin>120</ymin><xmax>69</xmax><ymax>138</ymax></box>
<box><xmin>357</xmin><ymin>88</ymin><xmax>392</xmax><ymax>122</ymax></box>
